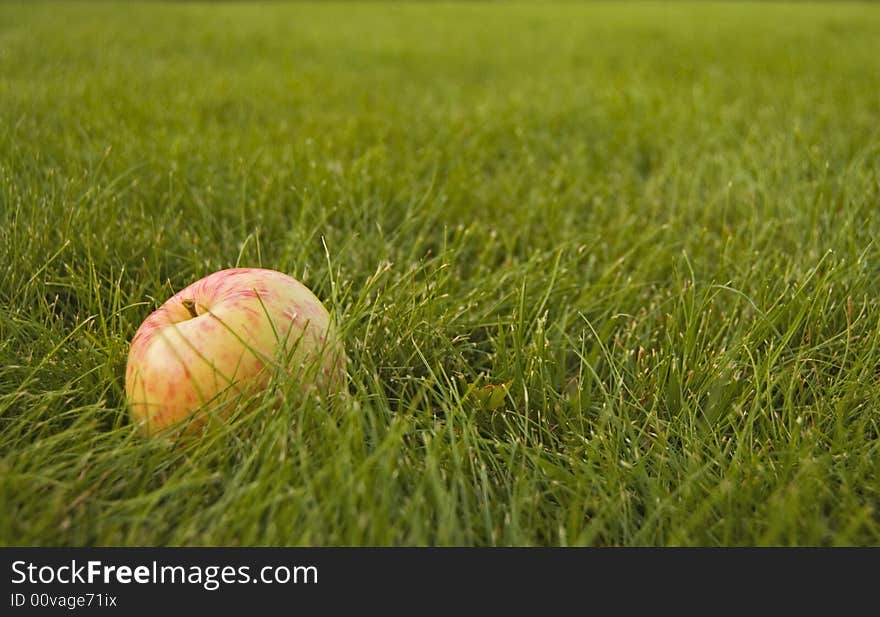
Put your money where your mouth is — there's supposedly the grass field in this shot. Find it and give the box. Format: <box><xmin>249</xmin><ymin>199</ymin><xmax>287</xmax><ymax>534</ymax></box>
<box><xmin>2</xmin><ymin>1</ymin><xmax>880</xmax><ymax>546</ymax></box>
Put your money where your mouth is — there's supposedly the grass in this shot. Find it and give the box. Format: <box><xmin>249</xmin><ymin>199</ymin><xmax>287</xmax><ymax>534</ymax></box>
<box><xmin>1</xmin><ymin>0</ymin><xmax>879</xmax><ymax>546</ymax></box>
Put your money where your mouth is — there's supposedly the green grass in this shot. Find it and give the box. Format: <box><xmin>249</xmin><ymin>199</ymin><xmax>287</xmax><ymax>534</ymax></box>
<box><xmin>2</xmin><ymin>1</ymin><xmax>880</xmax><ymax>546</ymax></box>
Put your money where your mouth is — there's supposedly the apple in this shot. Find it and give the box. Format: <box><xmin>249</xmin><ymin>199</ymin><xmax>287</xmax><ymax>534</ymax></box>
<box><xmin>125</xmin><ymin>267</ymin><xmax>345</xmax><ymax>436</ymax></box>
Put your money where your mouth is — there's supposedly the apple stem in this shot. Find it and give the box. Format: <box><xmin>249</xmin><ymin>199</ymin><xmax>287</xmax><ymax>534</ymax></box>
<box><xmin>182</xmin><ymin>299</ymin><xmax>199</xmax><ymax>319</ymax></box>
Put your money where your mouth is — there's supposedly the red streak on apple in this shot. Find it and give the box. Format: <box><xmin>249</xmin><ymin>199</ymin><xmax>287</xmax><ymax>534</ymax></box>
<box><xmin>125</xmin><ymin>268</ymin><xmax>346</xmax><ymax>436</ymax></box>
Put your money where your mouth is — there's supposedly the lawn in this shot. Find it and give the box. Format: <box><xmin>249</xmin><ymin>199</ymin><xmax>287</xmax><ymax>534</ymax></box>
<box><xmin>1</xmin><ymin>1</ymin><xmax>879</xmax><ymax>546</ymax></box>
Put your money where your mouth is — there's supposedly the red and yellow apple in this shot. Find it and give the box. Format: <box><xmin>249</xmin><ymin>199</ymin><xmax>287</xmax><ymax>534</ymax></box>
<box><xmin>125</xmin><ymin>268</ymin><xmax>345</xmax><ymax>436</ymax></box>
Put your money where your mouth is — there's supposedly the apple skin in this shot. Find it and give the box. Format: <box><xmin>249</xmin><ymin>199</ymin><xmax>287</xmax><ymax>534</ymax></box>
<box><xmin>125</xmin><ymin>268</ymin><xmax>345</xmax><ymax>436</ymax></box>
